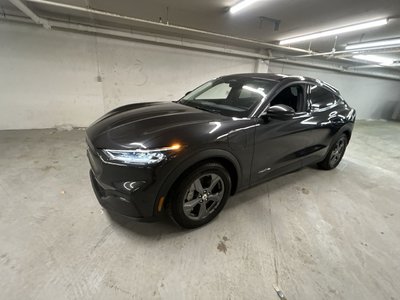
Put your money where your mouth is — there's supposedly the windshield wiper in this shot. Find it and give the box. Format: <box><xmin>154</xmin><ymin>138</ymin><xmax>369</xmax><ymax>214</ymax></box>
<box><xmin>192</xmin><ymin>105</ymin><xmax>221</xmax><ymax>115</ymax></box>
<box><xmin>181</xmin><ymin>102</ymin><xmax>221</xmax><ymax>115</ymax></box>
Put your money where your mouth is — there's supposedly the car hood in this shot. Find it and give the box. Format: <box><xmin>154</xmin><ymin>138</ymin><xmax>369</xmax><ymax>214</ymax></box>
<box><xmin>86</xmin><ymin>102</ymin><xmax>232</xmax><ymax>149</ymax></box>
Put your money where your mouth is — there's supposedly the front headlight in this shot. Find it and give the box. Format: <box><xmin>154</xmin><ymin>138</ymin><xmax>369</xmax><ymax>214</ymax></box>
<box><xmin>102</xmin><ymin>144</ymin><xmax>181</xmax><ymax>165</ymax></box>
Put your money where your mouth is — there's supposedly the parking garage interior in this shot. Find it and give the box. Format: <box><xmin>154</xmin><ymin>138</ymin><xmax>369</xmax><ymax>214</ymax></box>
<box><xmin>1</xmin><ymin>0</ymin><xmax>400</xmax><ymax>299</ymax></box>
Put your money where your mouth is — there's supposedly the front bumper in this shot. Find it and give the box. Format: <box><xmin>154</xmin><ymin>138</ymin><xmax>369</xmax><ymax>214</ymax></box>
<box><xmin>87</xmin><ymin>147</ymin><xmax>163</xmax><ymax>219</ymax></box>
<box><xmin>89</xmin><ymin>170</ymin><xmax>144</xmax><ymax>218</ymax></box>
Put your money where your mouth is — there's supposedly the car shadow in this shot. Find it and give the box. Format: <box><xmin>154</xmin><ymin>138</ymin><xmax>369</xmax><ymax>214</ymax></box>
<box><xmin>106</xmin><ymin>165</ymin><xmax>321</xmax><ymax>237</ymax></box>
<box><xmin>106</xmin><ymin>211</ymin><xmax>183</xmax><ymax>238</ymax></box>
<box><xmin>224</xmin><ymin>165</ymin><xmax>319</xmax><ymax>210</ymax></box>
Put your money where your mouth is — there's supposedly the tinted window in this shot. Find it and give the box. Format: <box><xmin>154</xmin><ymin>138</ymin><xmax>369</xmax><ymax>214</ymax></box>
<box><xmin>181</xmin><ymin>79</ymin><xmax>276</xmax><ymax>117</ymax></box>
<box><xmin>269</xmin><ymin>85</ymin><xmax>304</xmax><ymax>112</ymax></box>
<box><xmin>309</xmin><ymin>85</ymin><xmax>336</xmax><ymax>109</ymax></box>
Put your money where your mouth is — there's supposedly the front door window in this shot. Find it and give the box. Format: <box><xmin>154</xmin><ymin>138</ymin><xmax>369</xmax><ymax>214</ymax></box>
<box><xmin>269</xmin><ymin>85</ymin><xmax>305</xmax><ymax>112</ymax></box>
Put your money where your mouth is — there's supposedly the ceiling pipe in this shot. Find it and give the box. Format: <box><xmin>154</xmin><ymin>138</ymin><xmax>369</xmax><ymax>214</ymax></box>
<box><xmin>271</xmin><ymin>46</ymin><xmax>400</xmax><ymax>60</ymax></box>
<box><xmin>0</xmin><ymin>15</ymin><xmax>270</xmax><ymax>60</ymax></box>
<box><xmin>27</xmin><ymin>0</ymin><xmax>400</xmax><ymax>71</ymax></box>
<box><xmin>272</xmin><ymin>52</ymin><xmax>400</xmax><ymax>72</ymax></box>
<box><xmin>268</xmin><ymin>59</ymin><xmax>400</xmax><ymax>81</ymax></box>
<box><xmin>8</xmin><ymin>0</ymin><xmax>50</xmax><ymax>29</ymax></box>
<box><xmin>24</xmin><ymin>0</ymin><xmax>311</xmax><ymax>54</ymax></box>
<box><xmin>49</xmin><ymin>19</ymin><xmax>272</xmax><ymax>59</ymax></box>
<box><xmin>25</xmin><ymin>0</ymin><xmax>400</xmax><ymax>71</ymax></box>
<box><xmin>268</xmin><ymin>46</ymin><xmax>400</xmax><ymax>71</ymax></box>
<box><xmin>348</xmin><ymin>64</ymin><xmax>397</xmax><ymax>70</ymax></box>
<box><xmin>1</xmin><ymin>14</ymin><xmax>399</xmax><ymax>81</ymax></box>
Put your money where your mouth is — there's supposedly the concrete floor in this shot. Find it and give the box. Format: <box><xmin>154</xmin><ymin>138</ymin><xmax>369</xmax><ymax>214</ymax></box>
<box><xmin>0</xmin><ymin>120</ymin><xmax>399</xmax><ymax>300</ymax></box>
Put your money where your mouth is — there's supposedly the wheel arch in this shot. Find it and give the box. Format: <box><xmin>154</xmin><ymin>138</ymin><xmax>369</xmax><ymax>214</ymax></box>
<box><xmin>343</xmin><ymin>129</ymin><xmax>352</xmax><ymax>141</ymax></box>
<box><xmin>155</xmin><ymin>150</ymin><xmax>241</xmax><ymax>214</ymax></box>
<box><xmin>335</xmin><ymin>123</ymin><xmax>353</xmax><ymax>143</ymax></box>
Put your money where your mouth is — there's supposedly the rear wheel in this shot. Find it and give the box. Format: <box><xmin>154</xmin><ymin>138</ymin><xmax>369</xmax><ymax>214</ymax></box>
<box><xmin>170</xmin><ymin>163</ymin><xmax>231</xmax><ymax>229</ymax></box>
<box><xmin>318</xmin><ymin>134</ymin><xmax>348</xmax><ymax>170</ymax></box>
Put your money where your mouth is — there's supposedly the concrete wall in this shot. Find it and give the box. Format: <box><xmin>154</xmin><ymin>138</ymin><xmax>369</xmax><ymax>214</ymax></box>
<box><xmin>0</xmin><ymin>22</ymin><xmax>255</xmax><ymax>129</ymax></box>
<box><xmin>1</xmin><ymin>22</ymin><xmax>400</xmax><ymax>129</ymax></box>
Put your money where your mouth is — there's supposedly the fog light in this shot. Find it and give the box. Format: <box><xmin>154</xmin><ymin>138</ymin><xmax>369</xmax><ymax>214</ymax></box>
<box><xmin>122</xmin><ymin>181</ymin><xmax>146</xmax><ymax>192</ymax></box>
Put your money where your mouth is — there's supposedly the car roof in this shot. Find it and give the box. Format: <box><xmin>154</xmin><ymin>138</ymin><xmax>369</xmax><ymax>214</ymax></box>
<box><xmin>217</xmin><ymin>73</ymin><xmax>340</xmax><ymax>95</ymax></box>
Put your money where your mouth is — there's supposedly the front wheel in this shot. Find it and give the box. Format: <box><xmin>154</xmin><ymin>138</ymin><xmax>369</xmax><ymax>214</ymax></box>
<box><xmin>318</xmin><ymin>134</ymin><xmax>348</xmax><ymax>170</ymax></box>
<box><xmin>170</xmin><ymin>163</ymin><xmax>231</xmax><ymax>229</ymax></box>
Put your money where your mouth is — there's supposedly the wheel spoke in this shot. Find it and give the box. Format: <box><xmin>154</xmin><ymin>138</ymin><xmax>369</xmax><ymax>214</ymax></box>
<box><xmin>193</xmin><ymin>179</ymin><xmax>204</xmax><ymax>193</ymax></box>
<box><xmin>186</xmin><ymin>185</ymin><xmax>195</xmax><ymax>200</ymax></box>
<box><xmin>183</xmin><ymin>198</ymin><xmax>201</xmax><ymax>214</ymax></box>
<box><xmin>208</xmin><ymin>174</ymin><xmax>220</xmax><ymax>192</ymax></box>
<box><xmin>198</xmin><ymin>202</ymin><xmax>208</xmax><ymax>219</ymax></box>
<box><xmin>208</xmin><ymin>192</ymin><xmax>223</xmax><ymax>203</ymax></box>
<box><xmin>330</xmin><ymin>139</ymin><xmax>345</xmax><ymax>165</ymax></box>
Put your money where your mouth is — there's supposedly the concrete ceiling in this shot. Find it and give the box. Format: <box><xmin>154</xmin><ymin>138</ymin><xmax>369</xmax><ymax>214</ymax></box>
<box><xmin>1</xmin><ymin>0</ymin><xmax>400</xmax><ymax>69</ymax></box>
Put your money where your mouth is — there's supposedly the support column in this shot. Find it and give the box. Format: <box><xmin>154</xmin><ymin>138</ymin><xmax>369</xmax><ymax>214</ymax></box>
<box><xmin>254</xmin><ymin>49</ymin><xmax>271</xmax><ymax>73</ymax></box>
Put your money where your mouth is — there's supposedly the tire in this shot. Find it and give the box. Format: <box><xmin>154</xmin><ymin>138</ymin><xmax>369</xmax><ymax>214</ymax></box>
<box><xmin>170</xmin><ymin>162</ymin><xmax>231</xmax><ymax>229</ymax></box>
<box><xmin>318</xmin><ymin>134</ymin><xmax>348</xmax><ymax>170</ymax></box>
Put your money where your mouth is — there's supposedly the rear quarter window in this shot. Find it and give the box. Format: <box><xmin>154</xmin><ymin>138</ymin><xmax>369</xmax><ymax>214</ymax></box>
<box><xmin>309</xmin><ymin>85</ymin><xmax>337</xmax><ymax>110</ymax></box>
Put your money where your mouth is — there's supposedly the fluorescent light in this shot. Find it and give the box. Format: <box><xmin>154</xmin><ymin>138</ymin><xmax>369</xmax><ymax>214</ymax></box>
<box><xmin>346</xmin><ymin>38</ymin><xmax>400</xmax><ymax>50</ymax></box>
<box><xmin>279</xmin><ymin>19</ymin><xmax>388</xmax><ymax>45</ymax></box>
<box><xmin>230</xmin><ymin>0</ymin><xmax>262</xmax><ymax>14</ymax></box>
<box><xmin>353</xmin><ymin>54</ymin><xmax>394</xmax><ymax>65</ymax></box>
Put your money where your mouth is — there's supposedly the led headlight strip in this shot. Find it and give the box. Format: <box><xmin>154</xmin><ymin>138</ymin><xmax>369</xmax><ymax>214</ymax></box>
<box><xmin>102</xmin><ymin>144</ymin><xmax>181</xmax><ymax>165</ymax></box>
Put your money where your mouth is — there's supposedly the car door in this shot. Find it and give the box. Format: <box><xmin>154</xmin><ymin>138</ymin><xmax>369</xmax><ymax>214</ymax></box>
<box><xmin>251</xmin><ymin>83</ymin><xmax>318</xmax><ymax>184</ymax></box>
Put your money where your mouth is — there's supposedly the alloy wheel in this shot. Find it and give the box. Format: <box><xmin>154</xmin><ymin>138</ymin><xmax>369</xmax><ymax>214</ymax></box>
<box><xmin>183</xmin><ymin>173</ymin><xmax>225</xmax><ymax>220</ymax></box>
<box><xmin>329</xmin><ymin>137</ymin><xmax>346</xmax><ymax>167</ymax></box>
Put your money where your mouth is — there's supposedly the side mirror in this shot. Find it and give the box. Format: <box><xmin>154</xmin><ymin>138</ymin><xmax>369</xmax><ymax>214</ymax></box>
<box><xmin>263</xmin><ymin>104</ymin><xmax>295</xmax><ymax>120</ymax></box>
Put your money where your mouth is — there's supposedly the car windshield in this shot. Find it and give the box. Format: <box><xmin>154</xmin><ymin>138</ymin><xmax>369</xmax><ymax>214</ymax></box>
<box><xmin>179</xmin><ymin>78</ymin><xmax>276</xmax><ymax>117</ymax></box>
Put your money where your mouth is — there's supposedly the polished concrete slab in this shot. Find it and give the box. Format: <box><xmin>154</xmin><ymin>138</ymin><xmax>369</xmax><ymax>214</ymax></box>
<box><xmin>0</xmin><ymin>120</ymin><xmax>399</xmax><ymax>300</ymax></box>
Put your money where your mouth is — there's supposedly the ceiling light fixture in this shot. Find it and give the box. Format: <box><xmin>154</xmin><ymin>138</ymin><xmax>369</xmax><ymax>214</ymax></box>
<box><xmin>279</xmin><ymin>18</ymin><xmax>388</xmax><ymax>45</ymax></box>
<box><xmin>353</xmin><ymin>54</ymin><xmax>394</xmax><ymax>65</ymax></box>
<box><xmin>230</xmin><ymin>0</ymin><xmax>264</xmax><ymax>14</ymax></box>
<box><xmin>346</xmin><ymin>38</ymin><xmax>400</xmax><ymax>50</ymax></box>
